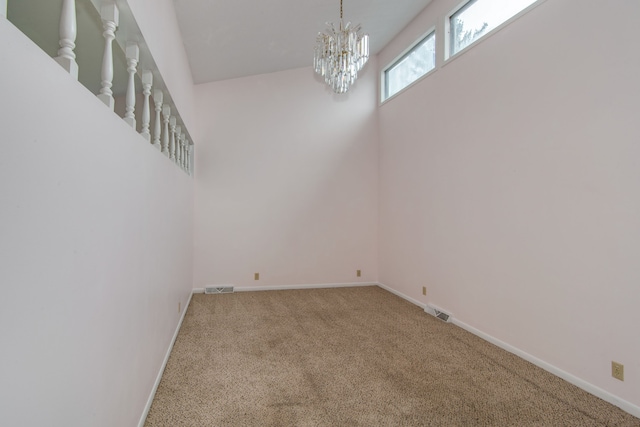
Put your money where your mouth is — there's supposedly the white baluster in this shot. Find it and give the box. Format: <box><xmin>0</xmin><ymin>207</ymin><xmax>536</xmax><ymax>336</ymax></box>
<box><xmin>187</xmin><ymin>143</ymin><xmax>193</xmax><ymax>175</ymax></box>
<box><xmin>180</xmin><ymin>133</ymin><xmax>187</xmax><ymax>170</ymax></box>
<box><xmin>179</xmin><ymin>139</ymin><xmax>184</xmax><ymax>169</ymax></box>
<box><xmin>54</xmin><ymin>0</ymin><xmax>78</xmax><ymax>79</ymax></box>
<box><xmin>161</xmin><ymin>105</ymin><xmax>170</xmax><ymax>155</ymax></box>
<box><xmin>141</xmin><ymin>71</ymin><xmax>153</xmax><ymax>142</ymax></box>
<box><xmin>169</xmin><ymin>117</ymin><xmax>177</xmax><ymax>161</ymax></box>
<box><xmin>175</xmin><ymin>125</ymin><xmax>182</xmax><ymax>166</ymax></box>
<box><xmin>185</xmin><ymin>141</ymin><xmax>190</xmax><ymax>174</ymax></box>
<box><xmin>153</xmin><ymin>90</ymin><xmax>163</xmax><ymax>149</ymax></box>
<box><xmin>124</xmin><ymin>43</ymin><xmax>139</xmax><ymax>128</ymax></box>
<box><xmin>97</xmin><ymin>4</ymin><xmax>119</xmax><ymax>110</ymax></box>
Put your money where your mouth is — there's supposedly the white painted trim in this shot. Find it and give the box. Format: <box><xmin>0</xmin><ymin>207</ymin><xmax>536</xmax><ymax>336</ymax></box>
<box><xmin>236</xmin><ymin>282</ymin><xmax>376</xmax><ymax>292</ymax></box>
<box><xmin>1</xmin><ymin>0</ymin><xmax>6</xmax><ymax>19</ymax></box>
<box><xmin>193</xmin><ymin>282</ymin><xmax>376</xmax><ymax>294</ymax></box>
<box><xmin>374</xmin><ymin>283</ymin><xmax>639</xmax><ymax>419</ymax></box>
<box><xmin>376</xmin><ymin>282</ymin><xmax>426</xmax><ymax>309</ymax></box>
<box><xmin>380</xmin><ymin>27</ymin><xmax>437</xmax><ymax>105</ymax></box>
<box><xmin>444</xmin><ymin>0</ymin><xmax>548</xmax><ymax>63</ymax></box>
<box><xmin>452</xmin><ymin>318</ymin><xmax>640</xmax><ymax>419</ymax></box>
<box><xmin>137</xmin><ymin>292</ymin><xmax>193</xmax><ymax>427</ymax></box>
<box><xmin>191</xmin><ymin>282</ymin><xmax>640</xmax><ymax>418</ymax></box>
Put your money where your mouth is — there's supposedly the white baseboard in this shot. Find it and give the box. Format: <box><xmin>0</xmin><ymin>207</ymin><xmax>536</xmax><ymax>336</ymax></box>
<box><xmin>376</xmin><ymin>282</ymin><xmax>426</xmax><ymax>309</ymax></box>
<box><xmin>375</xmin><ymin>282</ymin><xmax>639</xmax><ymax>419</ymax></box>
<box><xmin>137</xmin><ymin>292</ymin><xmax>193</xmax><ymax>427</ymax></box>
<box><xmin>452</xmin><ymin>318</ymin><xmax>640</xmax><ymax>419</ymax></box>
<box><xmin>193</xmin><ymin>282</ymin><xmax>377</xmax><ymax>294</ymax></box>
<box><xmin>193</xmin><ymin>282</ymin><xmax>639</xmax><ymax>419</ymax></box>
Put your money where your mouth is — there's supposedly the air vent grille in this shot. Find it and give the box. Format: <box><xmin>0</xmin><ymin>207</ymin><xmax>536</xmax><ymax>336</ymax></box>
<box><xmin>435</xmin><ymin>311</ymin><xmax>450</xmax><ymax>322</ymax></box>
<box><xmin>205</xmin><ymin>286</ymin><xmax>234</xmax><ymax>294</ymax></box>
<box><xmin>425</xmin><ymin>304</ymin><xmax>452</xmax><ymax>323</ymax></box>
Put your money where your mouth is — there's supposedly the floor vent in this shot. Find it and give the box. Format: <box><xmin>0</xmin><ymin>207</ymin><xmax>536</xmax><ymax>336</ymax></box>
<box><xmin>425</xmin><ymin>304</ymin><xmax>452</xmax><ymax>323</ymax></box>
<box><xmin>435</xmin><ymin>310</ymin><xmax>450</xmax><ymax>322</ymax></box>
<box><xmin>205</xmin><ymin>286</ymin><xmax>234</xmax><ymax>294</ymax></box>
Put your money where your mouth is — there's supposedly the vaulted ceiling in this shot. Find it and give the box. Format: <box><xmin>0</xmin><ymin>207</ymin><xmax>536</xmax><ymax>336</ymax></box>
<box><xmin>173</xmin><ymin>0</ymin><xmax>433</xmax><ymax>84</ymax></box>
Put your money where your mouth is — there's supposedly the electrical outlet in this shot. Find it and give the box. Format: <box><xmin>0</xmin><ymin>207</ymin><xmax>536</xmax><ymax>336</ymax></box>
<box><xmin>612</xmin><ymin>361</ymin><xmax>624</xmax><ymax>381</ymax></box>
<box><xmin>357</xmin><ymin>270</ymin><xmax>361</xmax><ymax>277</ymax></box>
<box><xmin>254</xmin><ymin>272</ymin><xmax>259</xmax><ymax>280</ymax></box>
<box><xmin>422</xmin><ymin>286</ymin><xmax>427</xmax><ymax>296</ymax></box>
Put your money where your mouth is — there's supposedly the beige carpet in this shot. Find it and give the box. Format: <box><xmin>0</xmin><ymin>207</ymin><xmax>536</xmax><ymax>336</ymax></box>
<box><xmin>144</xmin><ymin>286</ymin><xmax>639</xmax><ymax>426</ymax></box>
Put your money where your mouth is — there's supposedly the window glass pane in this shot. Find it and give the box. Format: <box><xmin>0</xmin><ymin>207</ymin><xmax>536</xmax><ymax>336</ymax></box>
<box><xmin>451</xmin><ymin>0</ymin><xmax>537</xmax><ymax>55</ymax></box>
<box><xmin>385</xmin><ymin>32</ymin><xmax>436</xmax><ymax>100</ymax></box>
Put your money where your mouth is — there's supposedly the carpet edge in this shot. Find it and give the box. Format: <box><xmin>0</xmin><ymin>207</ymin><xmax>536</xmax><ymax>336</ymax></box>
<box><xmin>376</xmin><ymin>282</ymin><xmax>426</xmax><ymax>309</ymax></box>
<box><xmin>193</xmin><ymin>282</ymin><xmax>378</xmax><ymax>293</ymax></box>
<box><xmin>374</xmin><ymin>281</ymin><xmax>640</xmax><ymax>420</ymax></box>
<box><xmin>137</xmin><ymin>291</ymin><xmax>194</xmax><ymax>427</ymax></box>
<box><xmin>452</xmin><ymin>318</ymin><xmax>640</xmax><ymax>419</ymax></box>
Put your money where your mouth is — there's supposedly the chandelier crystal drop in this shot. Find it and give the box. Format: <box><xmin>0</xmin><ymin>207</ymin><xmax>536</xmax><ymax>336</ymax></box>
<box><xmin>313</xmin><ymin>0</ymin><xmax>369</xmax><ymax>94</ymax></box>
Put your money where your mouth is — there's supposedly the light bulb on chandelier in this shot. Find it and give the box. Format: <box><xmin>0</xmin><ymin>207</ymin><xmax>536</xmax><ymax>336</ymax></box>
<box><xmin>313</xmin><ymin>0</ymin><xmax>369</xmax><ymax>94</ymax></box>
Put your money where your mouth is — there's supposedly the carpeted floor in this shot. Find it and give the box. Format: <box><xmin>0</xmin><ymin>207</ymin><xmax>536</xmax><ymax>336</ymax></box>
<box><xmin>144</xmin><ymin>286</ymin><xmax>640</xmax><ymax>426</ymax></box>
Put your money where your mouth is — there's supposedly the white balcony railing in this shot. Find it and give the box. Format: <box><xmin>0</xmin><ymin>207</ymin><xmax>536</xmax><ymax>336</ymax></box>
<box><xmin>5</xmin><ymin>0</ymin><xmax>194</xmax><ymax>175</ymax></box>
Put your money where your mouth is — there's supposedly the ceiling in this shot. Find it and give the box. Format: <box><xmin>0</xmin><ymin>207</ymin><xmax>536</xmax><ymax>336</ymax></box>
<box><xmin>172</xmin><ymin>0</ymin><xmax>434</xmax><ymax>84</ymax></box>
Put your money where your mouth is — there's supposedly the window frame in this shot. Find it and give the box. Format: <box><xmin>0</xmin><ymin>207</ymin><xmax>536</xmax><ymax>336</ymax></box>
<box><xmin>380</xmin><ymin>28</ymin><xmax>437</xmax><ymax>104</ymax></box>
<box><xmin>445</xmin><ymin>0</ymin><xmax>542</xmax><ymax>61</ymax></box>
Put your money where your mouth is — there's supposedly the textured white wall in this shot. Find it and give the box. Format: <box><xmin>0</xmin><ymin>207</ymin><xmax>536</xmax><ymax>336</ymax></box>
<box><xmin>378</xmin><ymin>0</ymin><xmax>640</xmax><ymax>414</ymax></box>
<box><xmin>193</xmin><ymin>65</ymin><xmax>379</xmax><ymax>289</ymax></box>
<box><xmin>0</xmin><ymin>20</ymin><xmax>193</xmax><ymax>427</ymax></box>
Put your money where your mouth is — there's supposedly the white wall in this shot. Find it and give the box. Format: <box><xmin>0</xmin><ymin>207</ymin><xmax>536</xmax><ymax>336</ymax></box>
<box><xmin>193</xmin><ymin>65</ymin><xmax>379</xmax><ymax>289</ymax></box>
<box><xmin>378</xmin><ymin>0</ymin><xmax>640</xmax><ymax>413</ymax></box>
<box><xmin>0</xmin><ymin>20</ymin><xmax>193</xmax><ymax>427</ymax></box>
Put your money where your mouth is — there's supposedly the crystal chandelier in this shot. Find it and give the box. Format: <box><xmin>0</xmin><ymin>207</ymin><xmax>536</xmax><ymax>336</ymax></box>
<box><xmin>313</xmin><ymin>0</ymin><xmax>369</xmax><ymax>94</ymax></box>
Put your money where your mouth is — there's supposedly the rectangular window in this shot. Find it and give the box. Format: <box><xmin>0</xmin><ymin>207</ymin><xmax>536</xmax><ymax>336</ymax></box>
<box><xmin>450</xmin><ymin>0</ymin><xmax>537</xmax><ymax>56</ymax></box>
<box><xmin>383</xmin><ymin>31</ymin><xmax>436</xmax><ymax>101</ymax></box>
